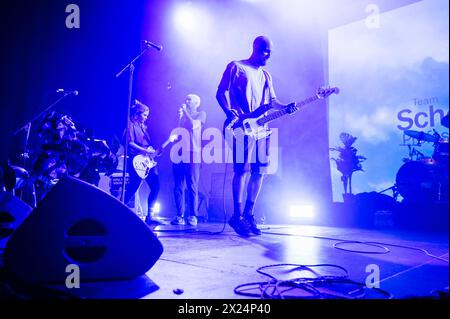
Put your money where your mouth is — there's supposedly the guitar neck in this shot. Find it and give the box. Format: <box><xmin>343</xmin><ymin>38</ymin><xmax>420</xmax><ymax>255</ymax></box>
<box><xmin>161</xmin><ymin>140</ymin><xmax>171</xmax><ymax>149</ymax></box>
<box><xmin>256</xmin><ymin>94</ymin><xmax>319</xmax><ymax>126</ymax></box>
<box><xmin>160</xmin><ymin>136</ymin><xmax>177</xmax><ymax>150</ymax></box>
<box><xmin>161</xmin><ymin>140</ymin><xmax>170</xmax><ymax>148</ymax></box>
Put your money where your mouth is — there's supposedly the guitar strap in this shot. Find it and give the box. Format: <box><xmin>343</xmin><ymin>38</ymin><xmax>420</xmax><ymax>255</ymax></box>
<box><xmin>260</xmin><ymin>70</ymin><xmax>272</xmax><ymax>128</ymax></box>
<box><xmin>261</xmin><ymin>69</ymin><xmax>269</xmax><ymax>107</ymax></box>
<box><xmin>140</xmin><ymin>124</ymin><xmax>153</xmax><ymax>147</ymax></box>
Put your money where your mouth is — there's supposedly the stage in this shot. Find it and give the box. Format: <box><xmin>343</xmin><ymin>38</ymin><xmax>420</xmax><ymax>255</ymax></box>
<box><xmin>144</xmin><ymin>223</ymin><xmax>448</xmax><ymax>299</ymax></box>
<box><xmin>0</xmin><ymin>0</ymin><xmax>448</xmax><ymax>303</ymax></box>
<box><xmin>3</xmin><ymin>221</ymin><xmax>439</xmax><ymax>300</ymax></box>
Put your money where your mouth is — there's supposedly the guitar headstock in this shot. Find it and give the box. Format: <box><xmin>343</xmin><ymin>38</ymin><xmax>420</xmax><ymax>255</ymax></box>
<box><xmin>317</xmin><ymin>86</ymin><xmax>340</xmax><ymax>99</ymax></box>
<box><xmin>169</xmin><ymin>134</ymin><xmax>179</xmax><ymax>142</ymax></box>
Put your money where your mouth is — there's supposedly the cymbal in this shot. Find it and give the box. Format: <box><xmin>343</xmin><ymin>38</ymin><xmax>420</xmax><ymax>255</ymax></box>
<box><xmin>404</xmin><ymin>130</ymin><xmax>438</xmax><ymax>142</ymax></box>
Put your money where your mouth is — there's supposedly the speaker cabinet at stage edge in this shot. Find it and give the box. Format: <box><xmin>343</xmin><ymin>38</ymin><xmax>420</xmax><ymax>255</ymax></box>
<box><xmin>4</xmin><ymin>176</ymin><xmax>163</xmax><ymax>285</ymax></box>
<box><xmin>0</xmin><ymin>191</ymin><xmax>33</xmax><ymax>251</ymax></box>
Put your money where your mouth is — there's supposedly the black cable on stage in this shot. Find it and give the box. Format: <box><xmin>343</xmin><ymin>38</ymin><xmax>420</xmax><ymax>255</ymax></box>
<box><xmin>152</xmin><ymin>145</ymin><xmax>231</xmax><ymax>236</ymax></box>
<box><xmin>233</xmin><ymin>263</ymin><xmax>393</xmax><ymax>299</ymax></box>
<box><xmin>262</xmin><ymin>229</ymin><xmax>449</xmax><ymax>263</ymax></box>
<box><xmin>333</xmin><ymin>241</ymin><xmax>390</xmax><ymax>254</ymax></box>
<box><xmin>363</xmin><ymin>241</ymin><xmax>449</xmax><ymax>263</ymax></box>
<box><xmin>256</xmin><ymin>263</ymin><xmax>349</xmax><ymax>280</ymax></box>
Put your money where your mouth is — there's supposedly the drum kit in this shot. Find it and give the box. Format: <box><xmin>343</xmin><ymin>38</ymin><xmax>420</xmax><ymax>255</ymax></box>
<box><xmin>396</xmin><ymin>128</ymin><xmax>448</xmax><ymax>203</ymax></box>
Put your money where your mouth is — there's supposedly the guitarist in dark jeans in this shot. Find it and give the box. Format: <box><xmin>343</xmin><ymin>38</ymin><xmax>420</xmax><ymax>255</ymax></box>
<box><xmin>216</xmin><ymin>35</ymin><xmax>297</xmax><ymax>236</ymax></box>
<box><xmin>171</xmin><ymin>94</ymin><xmax>206</xmax><ymax>226</ymax></box>
<box><xmin>123</xmin><ymin>103</ymin><xmax>162</xmax><ymax>225</ymax></box>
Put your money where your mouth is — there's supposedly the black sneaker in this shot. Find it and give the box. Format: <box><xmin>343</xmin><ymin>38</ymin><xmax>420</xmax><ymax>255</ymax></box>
<box><xmin>228</xmin><ymin>216</ymin><xmax>250</xmax><ymax>237</ymax></box>
<box><xmin>244</xmin><ymin>215</ymin><xmax>261</xmax><ymax>235</ymax></box>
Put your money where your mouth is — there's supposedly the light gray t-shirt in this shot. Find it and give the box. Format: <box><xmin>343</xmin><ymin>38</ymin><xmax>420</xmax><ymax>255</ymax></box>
<box><xmin>218</xmin><ymin>60</ymin><xmax>276</xmax><ymax>114</ymax></box>
<box><xmin>179</xmin><ymin>113</ymin><xmax>203</xmax><ymax>159</ymax></box>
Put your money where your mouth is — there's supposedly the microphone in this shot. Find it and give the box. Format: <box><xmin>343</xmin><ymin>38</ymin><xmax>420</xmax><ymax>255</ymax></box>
<box><xmin>56</xmin><ymin>89</ymin><xmax>79</xmax><ymax>96</ymax></box>
<box><xmin>179</xmin><ymin>105</ymin><xmax>185</xmax><ymax>120</ymax></box>
<box><xmin>143</xmin><ymin>40</ymin><xmax>163</xmax><ymax>51</ymax></box>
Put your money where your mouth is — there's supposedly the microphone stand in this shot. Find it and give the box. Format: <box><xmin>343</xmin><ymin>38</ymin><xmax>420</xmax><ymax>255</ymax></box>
<box><xmin>13</xmin><ymin>94</ymin><xmax>72</xmax><ymax>161</ymax></box>
<box><xmin>12</xmin><ymin>92</ymin><xmax>73</xmax><ymax>207</ymax></box>
<box><xmin>115</xmin><ymin>45</ymin><xmax>153</xmax><ymax>203</ymax></box>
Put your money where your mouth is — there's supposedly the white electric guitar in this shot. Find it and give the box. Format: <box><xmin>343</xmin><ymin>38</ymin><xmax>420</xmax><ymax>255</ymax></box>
<box><xmin>224</xmin><ymin>86</ymin><xmax>339</xmax><ymax>146</ymax></box>
<box><xmin>133</xmin><ymin>134</ymin><xmax>178</xmax><ymax>179</ymax></box>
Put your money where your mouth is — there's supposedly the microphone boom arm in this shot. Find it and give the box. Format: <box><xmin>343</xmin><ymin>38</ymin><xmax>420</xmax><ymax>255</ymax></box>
<box><xmin>13</xmin><ymin>94</ymin><xmax>71</xmax><ymax>136</ymax></box>
<box><xmin>115</xmin><ymin>40</ymin><xmax>160</xmax><ymax>203</ymax></box>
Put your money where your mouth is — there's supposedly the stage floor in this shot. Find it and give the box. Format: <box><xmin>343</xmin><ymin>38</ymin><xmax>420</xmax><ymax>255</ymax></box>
<box><xmin>140</xmin><ymin>222</ymin><xmax>448</xmax><ymax>299</ymax></box>
<box><xmin>1</xmin><ymin>222</ymin><xmax>448</xmax><ymax>300</ymax></box>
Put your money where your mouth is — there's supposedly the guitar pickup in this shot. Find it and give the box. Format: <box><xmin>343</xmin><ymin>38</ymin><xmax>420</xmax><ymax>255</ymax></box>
<box><xmin>255</xmin><ymin>129</ymin><xmax>272</xmax><ymax>140</ymax></box>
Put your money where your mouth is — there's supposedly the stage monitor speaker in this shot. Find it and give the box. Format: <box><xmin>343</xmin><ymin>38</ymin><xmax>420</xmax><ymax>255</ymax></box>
<box><xmin>4</xmin><ymin>176</ymin><xmax>163</xmax><ymax>284</ymax></box>
<box><xmin>0</xmin><ymin>191</ymin><xmax>32</xmax><ymax>250</ymax></box>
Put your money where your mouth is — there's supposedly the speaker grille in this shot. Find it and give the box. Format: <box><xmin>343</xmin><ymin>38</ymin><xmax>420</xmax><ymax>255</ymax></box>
<box><xmin>66</xmin><ymin>219</ymin><xmax>108</xmax><ymax>236</ymax></box>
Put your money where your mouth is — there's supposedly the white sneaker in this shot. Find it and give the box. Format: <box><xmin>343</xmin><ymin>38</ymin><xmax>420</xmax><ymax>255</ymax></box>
<box><xmin>187</xmin><ymin>216</ymin><xmax>198</xmax><ymax>226</ymax></box>
<box><xmin>171</xmin><ymin>216</ymin><xmax>185</xmax><ymax>225</ymax></box>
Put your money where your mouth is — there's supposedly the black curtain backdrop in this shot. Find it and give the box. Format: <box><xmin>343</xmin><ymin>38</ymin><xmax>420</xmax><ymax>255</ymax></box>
<box><xmin>0</xmin><ymin>0</ymin><xmax>145</xmax><ymax>164</ymax></box>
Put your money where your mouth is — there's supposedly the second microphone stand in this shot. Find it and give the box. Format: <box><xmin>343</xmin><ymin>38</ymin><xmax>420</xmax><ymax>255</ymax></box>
<box><xmin>115</xmin><ymin>45</ymin><xmax>153</xmax><ymax>203</ymax></box>
<box><xmin>12</xmin><ymin>92</ymin><xmax>74</xmax><ymax>207</ymax></box>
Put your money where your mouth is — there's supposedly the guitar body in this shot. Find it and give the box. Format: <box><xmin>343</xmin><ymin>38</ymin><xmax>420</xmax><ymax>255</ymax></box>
<box><xmin>224</xmin><ymin>115</ymin><xmax>272</xmax><ymax>145</ymax></box>
<box><xmin>132</xmin><ymin>134</ymin><xmax>179</xmax><ymax>179</ymax></box>
<box><xmin>132</xmin><ymin>155</ymin><xmax>157</xmax><ymax>179</ymax></box>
